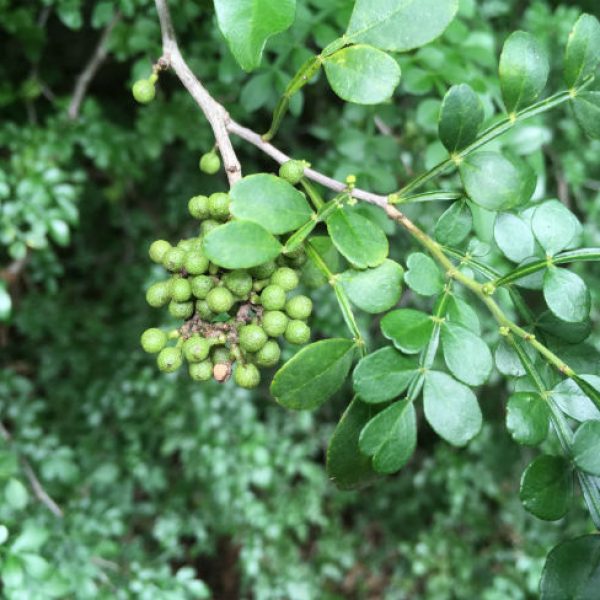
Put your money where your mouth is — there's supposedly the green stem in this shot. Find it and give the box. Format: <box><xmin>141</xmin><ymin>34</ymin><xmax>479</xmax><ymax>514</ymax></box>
<box><xmin>390</xmin><ymin>190</ymin><xmax>463</xmax><ymax>205</ymax></box>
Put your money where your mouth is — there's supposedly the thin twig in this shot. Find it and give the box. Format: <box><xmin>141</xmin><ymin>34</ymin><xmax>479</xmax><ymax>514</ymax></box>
<box><xmin>68</xmin><ymin>11</ymin><xmax>122</xmax><ymax>120</ymax></box>
<box><xmin>0</xmin><ymin>422</ymin><xmax>64</xmax><ymax>518</ymax></box>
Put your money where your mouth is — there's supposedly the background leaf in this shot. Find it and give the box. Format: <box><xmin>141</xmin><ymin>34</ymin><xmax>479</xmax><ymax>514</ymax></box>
<box><xmin>572</xmin><ymin>420</ymin><xmax>600</xmax><ymax>476</ymax></box>
<box><xmin>572</xmin><ymin>91</ymin><xmax>600</xmax><ymax>139</ymax></box>
<box><xmin>506</xmin><ymin>392</ymin><xmax>550</xmax><ymax>446</ymax></box>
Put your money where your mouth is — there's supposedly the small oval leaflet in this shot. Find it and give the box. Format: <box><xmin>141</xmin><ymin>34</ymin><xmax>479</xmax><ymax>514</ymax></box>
<box><xmin>438</xmin><ymin>84</ymin><xmax>484</xmax><ymax>152</ymax></box>
<box><xmin>572</xmin><ymin>91</ymin><xmax>600</xmax><ymax>140</ymax></box>
<box><xmin>381</xmin><ymin>308</ymin><xmax>435</xmax><ymax>354</ymax></box>
<box><xmin>506</xmin><ymin>391</ymin><xmax>550</xmax><ymax>446</ymax></box>
<box><xmin>404</xmin><ymin>252</ymin><xmax>444</xmax><ymax>296</ymax></box>
<box><xmin>564</xmin><ymin>13</ymin><xmax>600</xmax><ymax>88</ymax></box>
<box><xmin>572</xmin><ymin>420</ymin><xmax>600</xmax><ymax>476</ymax></box>
<box><xmin>434</xmin><ymin>201</ymin><xmax>472</xmax><ymax>246</ymax></box>
<box><xmin>543</xmin><ymin>267</ymin><xmax>591</xmax><ymax>324</ymax></box>
<box><xmin>551</xmin><ymin>375</ymin><xmax>600</xmax><ymax>422</ymax></box>
<box><xmin>494</xmin><ymin>212</ymin><xmax>535</xmax><ymax>263</ymax></box>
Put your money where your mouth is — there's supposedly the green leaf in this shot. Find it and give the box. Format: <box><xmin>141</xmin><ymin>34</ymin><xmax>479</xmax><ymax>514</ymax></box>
<box><xmin>438</xmin><ymin>84</ymin><xmax>484</xmax><ymax>152</ymax></box>
<box><xmin>572</xmin><ymin>91</ymin><xmax>600</xmax><ymax>139</ymax></box>
<box><xmin>0</xmin><ymin>283</ymin><xmax>11</xmax><ymax>322</ymax></box>
<box><xmin>573</xmin><ymin>420</ymin><xmax>600</xmax><ymax>476</ymax></box>
<box><xmin>551</xmin><ymin>375</ymin><xmax>600</xmax><ymax>422</ymax></box>
<box><xmin>353</xmin><ymin>347</ymin><xmax>418</xmax><ymax>404</ymax></box>
<box><xmin>213</xmin><ymin>0</ymin><xmax>296</xmax><ymax>71</ymax></box>
<box><xmin>326</xmin><ymin>207</ymin><xmax>388</xmax><ymax>269</ymax></box>
<box><xmin>537</xmin><ymin>310</ymin><xmax>592</xmax><ymax>344</ymax></box>
<box><xmin>540</xmin><ymin>535</ymin><xmax>600</xmax><ymax>600</ymax></box>
<box><xmin>230</xmin><ymin>174</ymin><xmax>313</xmax><ymax>234</ymax></box>
<box><xmin>203</xmin><ymin>220</ymin><xmax>282</xmax><ymax>269</ymax></box>
<box><xmin>495</xmin><ymin>338</ymin><xmax>536</xmax><ymax>377</ymax></box>
<box><xmin>494</xmin><ymin>213</ymin><xmax>535</xmax><ymax>263</ymax></box>
<box><xmin>519</xmin><ymin>455</ymin><xmax>572</xmax><ymax>521</ymax></box>
<box><xmin>359</xmin><ymin>399</ymin><xmax>417</xmax><ymax>474</ymax></box>
<box><xmin>48</xmin><ymin>219</ymin><xmax>70</xmax><ymax>246</ymax></box>
<box><xmin>434</xmin><ymin>201</ymin><xmax>472</xmax><ymax>246</ymax></box>
<box><xmin>499</xmin><ymin>31</ymin><xmax>549</xmax><ymax>113</ymax></box>
<box><xmin>564</xmin><ymin>13</ymin><xmax>600</xmax><ymax>88</ymax></box>
<box><xmin>346</xmin><ymin>0</ymin><xmax>459</xmax><ymax>52</ymax></box>
<box><xmin>302</xmin><ymin>235</ymin><xmax>340</xmax><ymax>288</ymax></box>
<box><xmin>446</xmin><ymin>295</ymin><xmax>480</xmax><ymax>334</ymax></box>
<box><xmin>532</xmin><ymin>200</ymin><xmax>581</xmax><ymax>256</ymax></box>
<box><xmin>404</xmin><ymin>252</ymin><xmax>444</xmax><ymax>296</ymax></box>
<box><xmin>460</xmin><ymin>152</ymin><xmax>535</xmax><ymax>211</ymax></box>
<box><xmin>506</xmin><ymin>392</ymin><xmax>550</xmax><ymax>446</ymax></box>
<box><xmin>340</xmin><ymin>259</ymin><xmax>404</xmax><ymax>314</ymax></box>
<box><xmin>423</xmin><ymin>371</ymin><xmax>482</xmax><ymax>446</ymax></box>
<box><xmin>323</xmin><ymin>45</ymin><xmax>401</xmax><ymax>105</ymax></box>
<box><xmin>543</xmin><ymin>267</ymin><xmax>590</xmax><ymax>323</ymax></box>
<box><xmin>271</xmin><ymin>339</ymin><xmax>355</xmax><ymax>410</ymax></box>
<box><xmin>326</xmin><ymin>398</ymin><xmax>380</xmax><ymax>490</ymax></box>
<box><xmin>441</xmin><ymin>321</ymin><xmax>493</xmax><ymax>386</ymax></box>
<box><xmin>381</xmin><ymin>309</ymin><xmax>435</xmax><ymax>354</ymax></box>
<box><xmin>5</xmin><ymin>478</ymin><xmax>28</xmax><ymax>510</ymax></box>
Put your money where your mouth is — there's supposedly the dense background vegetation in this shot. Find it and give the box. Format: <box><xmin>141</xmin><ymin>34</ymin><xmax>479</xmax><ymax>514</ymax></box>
<box><xmin>1</xmin><ymin>0</ymin><xmax>599</xmax><ymax>597</ymax></box>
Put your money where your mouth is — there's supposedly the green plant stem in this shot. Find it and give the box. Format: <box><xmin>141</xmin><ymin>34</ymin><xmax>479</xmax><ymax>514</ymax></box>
<box><xmin>391</xmin><ymin>190</ymin><xmax>462</xmax><ymax>205</ymax></box>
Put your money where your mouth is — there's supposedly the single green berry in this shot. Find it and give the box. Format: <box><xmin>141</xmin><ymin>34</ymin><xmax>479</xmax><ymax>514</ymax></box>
<box><xmin>271</xmin><ymin>267</ymin><xmax>299</xmax><ymax>292</ymax></box>
<box><xmin>196</xmin><ymin>300</ymin><xmax>214</xmax><ymax>320</ymax></box>
<box><xmin>189</xmin><ymin>360</ymin><xmax>213</xmax><ymax>381</ymax></box>
<box><xmin>191</xmin><ymin>275</ymin><xmax>215</xmax><ymax>299</ymax></box>
<box><xmin>279</xmin><ymin>160</ymin><xmax>306</xmax><ymax>185</ymax></box>
<box><xmin>183</xmin><ymin>336</ymin><xmax>211</xmax><ymax>363</ymax></box>
<box><xmin>285</xmin><ymin>320</ymin><xmax>311</xmax><ymax>345</ymax></box>
<box><xmin>184</xmin><ymin>251</ymin><xmax>209</xmax><ymax>275</ymax></box>
<box><xmin>261</xmin><ymin>310</ymin><xmax>288</xmax><ymax>337</ymax></box>
<box><xmin>206</xmin><ymin>287</ymin><xmax>235</xmax><ymax>313</ymax></box>
<box><xmin>177</xmin><ymin>239</ymin><xmax>194</xmax><ymax>251</ymax></box>
<box><xmin>283</xmin><ymin>246</ymin><xmax>307</xmax><ymax>267</ymax></box>
<box><xmin>149</xmin><ymin>240</ymin><xmax>171</xmax><ymax>264</ymax></box>
<box><xmin>285</xmin><ymin>295</ymin><xmax>313</xmax><ymax>320</ymax></box>
<box><xmin>171</xmin><ymin>278</ymin><xmax>192</xmax><ymax>302</ymax></box>
<box><xmin>188</xmin><ymin>195</ymin><xmax>210</xmax><ymax>220</ymax></box>
<box><xmin>260</xmin><ymin>284</ymin><xmax>286</xmax><ymax>311</ymax></box>
<box><xmin>208</xmin><ymin>192</ymin><xmax>230</xmax><ymax>221</ymax></box>
<box><xmin>163</xmin><ymin>247</ymin><xmax>186</xmax><ymax>272</ymax></box>
<box><xmin>223</xmin><ymin>270</ymin><xmax>253</xmax><ymax>297</ymax></box>
<box><xmin>199</xmin><ymin>152</ymin><xmax>221</xmax><ymax>175</ymax></box>
<box><xmin>140</xmin><ymin>328</ymin><xmax>167</xmax><ymax>353</ymax></box>
<box><xmin>254</xmin><ymin>340</ymin><xmax>281</xmax><ymax>368</ymax></box>
<box><xmin>168</xmin><ymin>300</ymin><xmax>194</xmax><ymax>320</ymax></box>
<box><xmin>239</xmin><ymin>324</ymin><xmax>268</xmax><ymax>353</ymax></box>
<box><xmin>132</xmin><ymin>79</ymin><xmax>155</xmax><ymax>104</ymax></box>
<box><xmin>146</xmin><ymin>281</ymin><xmax>171</xmax><ymax>308</ymax></box>
<box><xmin>234</xmin><ymin>363</ymin><xmax>261</xmax><ymax>389</ymax></box>
<box><xmin>200</xmin><ymin>219</ymin><xmax>220</xmax><ymax>236</ymax></box>
<box><xmin>157</xmin><ymin>347</ymin><xmax>183</xmax><ymax>373</ymax></box>
<box><xmin>250</xmin><ymin>261</ymin><xmax>277</xmax><ymax>279</ymax></box>
<box><xmin>212</xmin><ymin>346</ymin><xmax>231</xmax><ymax>364</ymax></box>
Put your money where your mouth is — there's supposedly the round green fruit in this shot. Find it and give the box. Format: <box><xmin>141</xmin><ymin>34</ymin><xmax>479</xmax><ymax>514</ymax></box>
<box><xmin>239</xmin><ymin>324</ymin><xmax>268</xmax><ymax>353</ymax></box>
<box><xmin>163</xmin><ymin>247</ymin><xmax>186</xmax><ymax>272</ymax></box>
<box><xmin>168</xmin><ymin>300</ymin><xmax>194</xmax><ymax>320</ymax></box>
<box><xmin>195</xmin><ymin>300</ymin><xmax>214</xmax><ymax>320</ymax></box>
<box><xmin>260</xmin><ymin>285</ymin><xmax>286</xmax><ymax>311</ymax></box>
<box><xmin>200</xmin><ymin>219</ymin><xmax>220</xmax><ymax>236</ymax></box>
<box><xmin>184</xmin><ymin>251</ymin><xmax>209</xmax><ymax>275</ymax></box>
<box><xmin>284</xmin><ymin>320</ymin><xmax>311</xmax><ymax>345</ymax></box>
<box><xmin>206</xmin><ymin>287</ymin><xmax>235</xmax><ymax>313</ymax></box>
<box><xmin>250</xmin><ymin>261</ymin><xmax>277</xmax><ymax>279</ymax></box>
<box><xmin>146</xmin><ymin>281</ymin><xmax>171</xmax><ymax>308</ymax></box>
<box><xmin>285</xmin><ymin>295</ymin><xmax>313</xmax><ymax>320</ymax></box>
<box><xmin>191</xmin><ymin>275</ymin><xmax>215</xmax><ymax>299</ymax></box>
<box><xmin>157</xmin><ymin>347</ymin><xmax>183</xmax><ymax>373</ymax></box>
<box><xmin>255</xmin><ymin>340</ymin><xmax>281</xmax><ymax>368</ymax></box>
<box><xmin>132</xmin><ymin>79</ymin><xmax>155</xmax><ymax>104</ymax></box>
<box><xmin>208</xmin><ymin>192</ymin><xmax>230</xmax><ymax>221</ymax></box>
<box><xmin>212</xmin><ymin>346</ymin><xmax>231</xmax><ymax>364</ymax></box>
<box><xmin>223</xmin><ymin>270</ymin><xmax>252</xmax><ymax>297</ymax></box>
<box><xmin>261</xmin><ymin>311</ymin><xmax>288</xmax><ymax>337</ymax></box>
<box><xmin>189</xmin><ymin>360</ymin><xmax>213</xmax><ymax>381</ymax></box>
<box><xmin>149</xmin><ymin>240</ymin><xmax>171</xmax><ymax>264</ymax></box>
<box><xmin>234</xmin><ymin>363</ymin><xmax>261</xmax><ymax>389</ymax></box>
<box><xmin>199</xmin><ymin>152</ymin><xmax>221</xmax><ymax>175</ymax></box>
<box><xmin>171</xmin><ymin>278</ymin><xmax>192</xmax><ymax>302</ymax></box>
<box><xmin>140</xmin><ymin>328</ymin><xmax>167</xmax><ymax>353</ymax></box>
<box><xmin>271</xmin><ymin>267</ymin><xmax>299</xmax><ymax>292</ymax></box>
<box><xmin>279</xmin><ymin>160</ymin><xmax>306</xmax><ymax>184</ymax></box>
<box><xmin>188</xmin><ymin>195</ymin><xmax>210</xmax><ymax>220</ymax></box>
<box><xmin>183</xmin><ymin>336</ymin><xmax>211</xmax><ymax>363</ymax></box>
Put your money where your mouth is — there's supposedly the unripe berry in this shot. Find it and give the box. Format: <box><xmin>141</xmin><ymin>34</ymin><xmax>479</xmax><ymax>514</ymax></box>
<box><xmin>262</xmin><ymin>310</ymin><xmax>288</xmax><ymax>337</ymax></box>
<box><xmin>189</xmin><ymin>360</ymin><xmax>213</xmax><ymax>381</ymax></box>
<box><xmin>191</xmin><ymin>275</ymin><xmax>215</xmax><ymax>299</ymax></box>
<box><xmin>183</xmin><ymin>336</ymin><xmax>211</xmax><ymax>363</ymax></box>
<box><xmin>206</xmin><ymin>287</ymin><xmax>235</xmax><ymax>313</ymax></box>
<box><xmin>188</xmin><ymin>195</ymin><xmax>210</xmax><ymax>220</ymax></box>
<box><xmin>149</xmin><ymin>240</ymin><xmax>171</xmax><ymax>264</ymax></box>
<box><xmin>196</xmin><ymin>300</ymin><xmax>215</xmax><ymax>320</ymax></box>
<box><xmin>169</xmin><ymin>300</ymin><xmax>194</xmax><ymax>320</ymax></box>
<box><xmin>146</xmin><ymin>281</ymin><xmax>171</xmax><ymax>307</ymax></box>
<box><xmin>223</xmin><ymin>270</ymin><xmax>253</xmax><ymax>297</ymax></box>
<box><xmin>271</xmin><ymin>267</ymin><xmax>299</xmax><ymax>292</ymax></box>
<box><xmin>163</xmin><ymin>247</ymin><xmax>186</xmax><ymax>272</ymax></box>
<box><xmin>157</xmin><ymin>347</ymin><xmax>183</xmax><ymax>373</ymax></box>
<box><xmin>132</xmin><ymin>79</ymin><xmax>155</xmax><ymax>104</ymax></box>
<box><xmin>285</xmin><ymin>295</ymin><xmax>313</xmax><ymax>320</ymax></box>
<box><xmin>141</xmin><ymin>328</ymin><xmax>167</xmax><ymax>353</ymax></box>
<box><xmin>234</xmin><ymin>363</ymin><xmax>261</xmax><ymax>389</ymax></box>
<box><xmin>285</xmin><ymin>320</ymin><xmax>311</xmax><ymax>345</ymax></box>
<box><xmin>239</xmin><ymin>324</ymin><xmax>268</xmax><ymax>353</ymax></box>
<box><xmin>208</xmin><ymin>192</ymin><xmax>230</xmax><ymax>221</ymax></box>
<box><xmin>200</xmin><ymin>219</ymin><xmax>220</xmax><ymax>236</ymax></box>
<box><xmin>284</xmin><ymin>246</ymin><xmax>307</xmax><ymax>267</ymax></box>
<box><xmin>212</xmin><ymin>346</ymin><xmax>231</xmax><ymax>364</ymax></box>
<box><xmin>260</xmin><ymin>284</ymin><xmax>286</xmax><ymax>310</ymax></box>
<box><xmin>177</xmin><ymin>239</ymin><xmax>194</xmax><ymax>251</ymax></box>
<box><xmin>199</xmin><ymin>152</ymin><xmax>221</xmax><ymax>175</ymax></box>
<box><xmin>184</xmin><ymin>251</ymin><xmax>210</xmax><ymax>275</ymax></box>
<box><xmin>171</xmin><ymin>278</ymin><xmax>192</xmax><ymax>302</ymax></box>
<box><xmin>250</xmin><ymin>261</ymin><xmax>277</xmax><ymax>279</ymax></box>
<box><xmin>255</xmin><ymin>340</ymin><xmax>281</xmax><ymax>367</ymax></box>
<box><xmin>279</xmin><ymin>160</ymin><xmax>306</xmax><ymax>184</ymax></box>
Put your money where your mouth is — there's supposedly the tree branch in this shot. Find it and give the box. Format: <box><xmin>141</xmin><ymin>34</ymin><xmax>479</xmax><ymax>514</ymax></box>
<box><xmin>68</xmin><ymin>11</ymin><xmax>122</xmax><ymax>120</ymax></box>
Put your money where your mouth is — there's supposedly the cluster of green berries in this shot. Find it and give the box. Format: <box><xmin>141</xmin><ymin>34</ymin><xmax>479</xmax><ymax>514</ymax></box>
<box><xmin>141</xmin><ymin>191</ymin><xmax>312</xmax><ymax>389</ymax></box>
